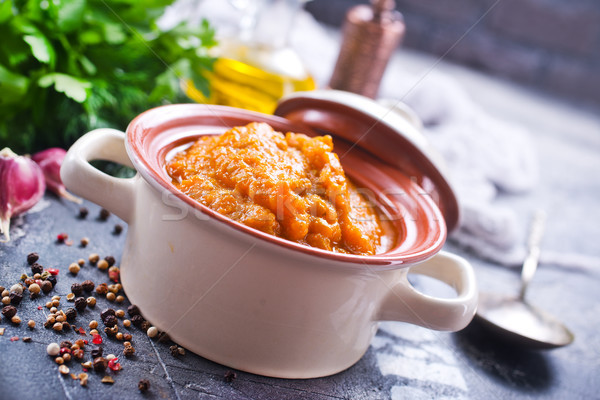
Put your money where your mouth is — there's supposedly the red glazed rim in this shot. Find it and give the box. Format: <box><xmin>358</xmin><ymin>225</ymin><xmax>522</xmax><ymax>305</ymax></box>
<box><xmin>125</xmin><ymin>104</ymin><xmax>446</xmax><ymax>268</ymax></box>
<box><xmin>275</xmin><ymin>90</ymin><xmax>460</xmax><ymax>232</ymax></box>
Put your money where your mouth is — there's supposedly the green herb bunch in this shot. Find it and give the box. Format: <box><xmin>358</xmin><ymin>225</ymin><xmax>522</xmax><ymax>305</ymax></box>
<box><xmin>0</xmin><ymin>0</ymin><xmax>216</xmax><ymax>153</ymax></box>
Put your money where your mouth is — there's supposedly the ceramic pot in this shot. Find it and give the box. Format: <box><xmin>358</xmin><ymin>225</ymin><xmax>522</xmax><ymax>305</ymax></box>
<box><xmin>61</xmin><ymin>102</ymin><xmax>477</xmax><ymax>379</ymax></box>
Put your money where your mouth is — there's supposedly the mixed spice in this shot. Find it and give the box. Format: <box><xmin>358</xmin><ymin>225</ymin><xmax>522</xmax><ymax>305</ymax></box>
<box><xmin>0</xmin><ymin>204</ymin><xmax>238</xmax><ymax>394</ymax></box>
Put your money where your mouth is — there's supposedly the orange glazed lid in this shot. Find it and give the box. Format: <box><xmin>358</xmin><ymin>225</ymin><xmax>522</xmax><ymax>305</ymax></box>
<box><xmin>274</xmin><ymin>90</ymin><xmax>460</xmax><ymax>232</ymax></box>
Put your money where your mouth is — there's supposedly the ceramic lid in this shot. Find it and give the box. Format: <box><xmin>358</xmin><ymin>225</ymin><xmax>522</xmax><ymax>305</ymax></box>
<box><xmin>274</xmin><ymin>90</ymin><xmax>460</xmax><ymax>231</ymax></box>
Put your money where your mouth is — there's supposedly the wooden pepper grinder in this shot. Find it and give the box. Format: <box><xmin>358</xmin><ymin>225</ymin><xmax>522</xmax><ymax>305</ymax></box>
<box><xmin>328</xmin><ymin>0</ymin><xmax>405</xmax><ymax>99</ymax></box>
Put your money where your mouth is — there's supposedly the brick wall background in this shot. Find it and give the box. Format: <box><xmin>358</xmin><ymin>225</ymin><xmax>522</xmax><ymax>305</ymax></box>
<box><xmin>306</xmin><ymin>0</ymin><xmax>600</xmax><ymax>110</ymax></box>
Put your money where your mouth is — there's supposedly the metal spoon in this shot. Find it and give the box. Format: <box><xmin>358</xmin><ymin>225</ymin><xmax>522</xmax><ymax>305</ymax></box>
<box><xmin>475</xmin><ymin>210</ymin><xmax>574</xmax><ymax>349</ymax></box>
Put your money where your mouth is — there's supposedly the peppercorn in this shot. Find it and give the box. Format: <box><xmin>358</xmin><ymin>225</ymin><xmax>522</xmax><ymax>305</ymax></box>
<box><xmin>106</xmin><ymin>292</ymin><xmax>116</xmax><ymax>302</ymax></box>
<box><xmin>41</xmin><ymin>280</ymin><xmax>53</xmax><ymax>294</ymax></box>
<box><xmin>62</xmin><ymin>353</ymin><xmax>72</xmax><ymax>363</ymax></box>
<box><xmin>169</xmin><ymin>345</ymin><xmax>180</xmax><ymax>357</ymax></box>
<box><xmin>96</xmin><ymin>259</ymin><xmax>109</xmax><ymax>271</ymax></box>
<box><xmin>103</xmin><ymin>315</ymin><xmax>118</xmax><ymax>328</ymax></box>
<box><xmin>78</xmin><ymin>207</ymin><xmax>88</xmax><ymax>218</ymax></box>
<box><xmin>57</xmin><ymin>233</ymin><xmax>68</xmax><ymax>243</ymax></box>
<box><xmin>46</xmin><ymin>275</ymin><xmax>57</xmax><ymax>287</ymax></box>
<box><xmin>27</xmin><ymin>320</ymin><xmax>35</xmax><ymax>329</ymax></box>
<box><xmin>86</xmin><ymin>297</ymin><xmax>96</xmax><ymax>307</ymax></box>
<box><xmin>127</xmin><ymin>304</ymin><xmax>141</xmax><ymax>317</ymax></box>
<box><xmin>60</xmin><ymin>341</ymin><xmax>73</xmax><ymax>349</ymax></box>
<box><xmin>115</xmin><ymin>295</ymin><xmax>125</xmax><ymax>303</ymax></box>
<box><xmin>100</xmin><ymin>308</ymin><xmax>115</xmax><ymax>320</ymax></box>
<box><xmin>28</xmin><ymin>283</ymin><xmax>41</xmax><ymax>294</ymax></box>
<box><xmin>74</xmin><ymin>297</ymin><xmax>86</xmax><ymax>312</ymax></box>
<box><xmin>2</xmin><ymin>296</ymin><xmax>10</xmax><ymax>305</ymax></box>
<box><xmin>224</xmin><ymin>370</ymin><xmax>237</xmax><ymax>383</ymax></box>
<box><xmin>99</xmin><ymin>208</ymin><xmax>110</xmax><ymax>220</ymax></box>
<box><xmin>65</xmin><ymin>308</ymin><xmax>77</xmax><ymax>321</ymax></box>
<box><xmin>44</xmin><ymin>319</ymin><xmax>54</xmax><ymax>329</ymax></box>
<box><xmin>9</xmin><ymin>292</ymin><xmax>22</xmax><ymax>305</ymax></box>
<box><xmin>89</xmin><ymin>320</ymin><xmax>98</xmax><ymax>330</ymax></box>
<box><xmin>22</xmin><ymin>337</ymin><xmax>32</xmax><ymax>342</ymax></box>
<box><xmin>11</xmin><ymin>315</ymin><xmax>21</xmax><ymax>324</ymax></box>
<box><xmin>123</xmin><ymin>345</ymin><xmax>135</xmax><ymax>357</ymax></box>
<box><xmin>68</xmin><ymin>263</ymin><xmax>80</xmax><ymax>275</ymax></box>
<box><xmin>131</xmin><ymin>315</ymin><xmax>144</xmax><ymax>327</ymax></box>
<box><xmin>89</xmin><ymin>253</ymin><xmax>100</xmax><ymax>264</ymax></box>
<box><xmin>123</xmin><ymin>319</ymin><xmax>131</xmax><ymax>328</ymax></box>
<box><xmin>81</xmin><ymin>280</ymin><xmax>95</xmax><ymax>292</ymax></box>
<box><xmin>80</xmin><ymin>237</ymin><xmax>90</xmax><ymax>248</ymax></box>
<box><xmin>138</xmin><ymin>379</ymin><xmax>150</xmax><ymax>393</ymax></box>
<box><xmin>75</xmin><ymin>339</ymin><xmax>86</xmax><ymax>348</ymax></box>
<box><xmin>27</xmin><ymin>252</ymin><xmax>39</xmax><ymax>265</ymax></box>
<box><xmin>91</xmin><ymin>346</ymin><xmax>103</xmax><ymax>358</ymax></box>
<box><xmin>71</xmin><ymin>283</ymin><xmax>83</xmax><ymax>296</ymax></box>
<box><xmin>53</xmin><ymin>322</ymin><xmax>63</xmax><ymax>331</ymax></box>
<box><xmin>2</xmin><ymin>305</ymin><xmax>17</xmax><ymax>319</ymax></box>
<box><xmin>95</xmin><ymin>283</ymin><xmax>108</xmax><ymax>295</ymax></box>
<box><xmin>123</xmin><ymin>333</ymin><xmax>132</xmax><ymax>341</ymax></box>
<box><xmin>72</xmin><ymin>349</ymin><xmax>84</xmax><ymax>360</ymax></box>
<box><xmin>33</xmin><ymin>273</ymin><xmax>41</xmax><ymax>279</ymax></box>
<box><xmin>140</xmin><ymin>321</ymin><xmax>151</xmax><ymax>332</ymax></box>
<box><xmin>113</xmin><ymin>224</ymin><xmax>123</xmax><ymax>235</ymax></box>
<box><xmin>30</xmin><ymin>262</ymin><xmax>43</xmax><ymax>274</ymax></box>
<box><xmin>55</xmin><ymin>314</ymin><xmax>65</xmax><ymax>323</ymax></box>
<box><xmin>55</xmin><ymin>357</ymin><xmax>64</xmax><ymax>365</ymax></box>
<box><xmin>93</xmin><ymin>357</ymin><xmax>108</xmax><ymax>372</ymax></box>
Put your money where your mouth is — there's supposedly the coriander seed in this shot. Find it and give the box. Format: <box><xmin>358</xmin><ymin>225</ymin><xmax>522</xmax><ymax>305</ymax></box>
<box><xmin>89</xmin><ymin>253</ymin><xmax>100</xmax><ymax>264</ymax></box>
<box><xmin>80</xmin><ymin>237</ymin><xmax>90</xmax><ymax>247</ymax></box>
<box><xmin>123</xmin><ymin>319</ymin><xmax>131</xmax><ymax>328</ymax></box>
<box><xmin>89</xmin><ymin>320</ymin><xmax>99</xmax><ymax>329</ymax></box>
<box><xmin>68</xmin><ymin>263</ymin><xmax>80</xmax><ymax>275</ymax></box>
<box><xmin>115</xmin><ymin>295</ymin><xmax>125</xmax><ymax>303</ymax></box>
<box><xmin>28</xmin><ymin>283</ymin><xmax>41</xmax><ymax>294</ymax></box>
<box><xmin>66</xmin><ymin>293</ymin><xmax>75</xmax><ymax>301</ymax></box>
<box><xmin>86</xmin><ymin>297</ymin><xmax>96</xmax><ymax>307</ymax></box>
<box><xmin>116</xmin><ymin>332</ymin><xmax>124</xmax><ymax>341</ymax></box>
<box><xmin>53</xmin><ymin>322</ymin><xmax>63</xmax><ymax>331</ymax></box>
<box><xmin>115</xmin><ymin>309</ymin><xmax>125</xmax><ymax>318</ymax></box>
<box><xmin>55</xmin><ymin>357</ymin><xmax>64</xmax><ymax>365</ymax></box>
<box><xmin>2</xmin><ymin>296</ymin><xmax>10</xmax><ymax>305</ymax></box>
<box><xmin>106</xmin><ymin>292</ymin><xmax>116</xmax><ymax>302</ymax></box>
<box><xmin>52</xmin><ymin>299</ymin><xmax>60</xmax><ymax>307</ymax></box>
<box><xmin>78</xmin><ymin>258</ymin><xmax>85</xmax><ymax>266</ymax></box>
<box><xmin>11</xmin><ymin>315</ymin><xmax>21</xmax><ymax>324</ymax></box>
<box><xmin>58</xmin><ymin>365</ymin><xmax>70</xmax><ymax>375</ymax></box>
<box><xmin>97</xmin><ymin>259</ymin><xmax>109</xmax><ymax>271</ymax></box>
<box><xmin>27</xmin><ymin>320</ymin><xmax>35</xmax><ymax>329</ymax></box>
<box><xmin>123</xmin><ymin>333</ymin><xmax>132</xmax><ymax>341</ymax></box>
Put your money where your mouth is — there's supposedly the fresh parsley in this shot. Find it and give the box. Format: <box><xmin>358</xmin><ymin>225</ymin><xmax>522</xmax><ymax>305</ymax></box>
<box><xmin>0</xmin><ymin>0</ymin><xmax>216</xmax><ymax>153</ymax></box>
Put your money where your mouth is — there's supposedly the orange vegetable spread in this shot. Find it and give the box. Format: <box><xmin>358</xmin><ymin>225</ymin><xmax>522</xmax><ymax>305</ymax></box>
<box><xmin>166</xmin><ymin>122</ymin><xmax>394</xmax><ymax>255</ymax></box>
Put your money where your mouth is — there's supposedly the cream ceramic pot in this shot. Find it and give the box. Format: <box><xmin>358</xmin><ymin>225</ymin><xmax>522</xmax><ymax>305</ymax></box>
<box><xmin>61</xmin><ymin>103</ymin><xmax>477</xmax><ymax>379</ymax></box>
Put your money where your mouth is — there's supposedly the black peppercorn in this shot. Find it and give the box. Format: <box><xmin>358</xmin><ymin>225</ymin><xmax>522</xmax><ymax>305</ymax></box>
<box><xmin>81</xmin><ymin>280</ymin><xmax>95</xmax><ymax>292</ymax></box>
<box><xmin>70</xmin><ymin>283</ymin><xmax>83</xmax><ymax>296</ymax></box>
<box><xmin>113</xmin><ymin>224</ymin><xmax>123</xmax><ymax>235</ymax></box>
<box><xmin>41</xmin><ymin>280</ymin><xmax>53</xmax><ymax>294</ymax></box>
<box><xmin>2</xmin><ymin>305</ymin><xmax>17</xmax><ymax>319</ymax></box>
<box><xmin>27</xmin><ymin>252</ymin><xmax>39</xmax><ymax>264</ymax></box>
<box><xmin>30</xmin><ymin>262</ymin><xmax>43</xmax><ymax>274</ymax></box>
<box><xmin>46</xmin><ymin>275</ymin><xmax>57</xmax><ymax>287</ymax></box>
<box><xmin>140</xmin><ymin>321</ymin><xmax>151</xmax><ymax>332</ymax></box>
<box><xmin>74</xmin><ymin>297</ymin><xmax>87</xmax><ymax>312</ymax></box>
<box><xmin>100</xmin><ymin>308</ymin><xmax>116</xmax><ymax>321</ymax></box>
<box><xmin>224</xmin><ymin>370</ymin><xmax>237</xmax><ymax>383</ymax></box>
<box><xmin>131</xmin><ymin>314</ymin><xmax>144</xmax><ymax>327</ymax></box>
<box><xmin>9</xmin><ymin>292</ymin><xmax>23</xmax><ymax>306</ymax></box>
<box><xmin>99</xmin><ymin>208</ymin><xmax>110</xmax><ymax>221</ymax></box>
<box><xmin>78</xmin><ymin>207</ymin><xmax>88</xmax><ymax>219</ymax></box>
<box><xmin>169</xmin><ymin>345</ymin><xmax>179</xmax><ymax>357</ymax></box>
<box><xmin>123</xmin><ymin>345</ymin><xmax>135</xmax><ymax>357</ymax></box>
<box><xmin>127</xmin><ymin>304</ymin><xmax>141</xmax><ymax>317</ymax></box>
<box><xmin>103</xmin><ymin>314</ymin><xmax>118</xmax><ymax>327</ymax></box>
<box><xmin>65</xmin><ymin>308</ymin><xmax>77</xmax><ymax>321</ymax></box>
<box><xmin>60</xmin><ymin>341</ymin><xmax>73</xmax><ymax>349</ymax></box>
<box><xmin>138</xmin><ymin>379</ymin><xmax>150</xmax><ymax>393</ymax></box>
<box><xmin>93</xmin><ymin>356</ymin><xmax>108</xmax><ymax>372</ymax></box>
<box><xmin>44</xmin><ymin>319</ymin><xmax>54</xmax><ymax>329</ymax></box>
<box><xmin>91</xmin><ymin>346</ymin><xmax>103</xmax><ymax>358</ymax></box>
<box><xmin>104</xmin><ymin>256</ymin><xmax>116</xmax><ymax>267</ymax></box>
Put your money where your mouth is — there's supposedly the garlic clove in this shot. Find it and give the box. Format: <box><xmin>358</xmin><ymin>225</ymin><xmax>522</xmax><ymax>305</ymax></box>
<box><xmin>0</xmin><ymin>147</ymin><xmax>46</xmax><ymax>242</ymax></box>
<box><xmin>32</xmin><ymin>148</ymin><xmax>82</xmax><ymax>204</ymax></box>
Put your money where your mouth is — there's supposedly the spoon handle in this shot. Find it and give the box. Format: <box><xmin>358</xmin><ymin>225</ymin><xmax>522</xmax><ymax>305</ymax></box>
<box><xmin>519</xmin><ymin>209</ymin><xmax>547</xmax><ymax>300</ymax></box>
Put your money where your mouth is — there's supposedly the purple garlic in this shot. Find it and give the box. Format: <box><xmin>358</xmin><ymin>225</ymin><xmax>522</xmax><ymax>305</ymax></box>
<box><xmin>32</xmin><ymin>147</ymin><xmax>81</xmax><ymax>204</ymax></box>
<box><xmin>0</xmin><ymin>148</ymin><xmax>46</xmax><ymax>242</ymax></box>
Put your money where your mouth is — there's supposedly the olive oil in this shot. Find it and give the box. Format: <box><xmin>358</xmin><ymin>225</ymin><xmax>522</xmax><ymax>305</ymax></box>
<box><xmin>186</xmin><ymin>42</ymin><xmax>315</xmax><ymax>114</ymax></box>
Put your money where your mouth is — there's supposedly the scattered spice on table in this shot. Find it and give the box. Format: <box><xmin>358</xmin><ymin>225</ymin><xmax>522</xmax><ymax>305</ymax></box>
<box><xmin>138</xmin><ymin>379</ymin><xmax>150</xmax><ymax>393</ymax></box>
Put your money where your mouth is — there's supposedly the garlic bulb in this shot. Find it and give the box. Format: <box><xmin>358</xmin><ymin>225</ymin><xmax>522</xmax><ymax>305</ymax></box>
<box><xmin>32</xmin><ymin>147</ymin><xmax>81</xmax><ymax>204</ymax></box>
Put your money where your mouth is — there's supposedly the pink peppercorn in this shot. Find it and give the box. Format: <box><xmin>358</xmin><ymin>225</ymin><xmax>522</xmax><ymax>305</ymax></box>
<box><xmin>92</xmin><ymin>334</ymin><xmax>102</xmax><ymax>344</ymax></box>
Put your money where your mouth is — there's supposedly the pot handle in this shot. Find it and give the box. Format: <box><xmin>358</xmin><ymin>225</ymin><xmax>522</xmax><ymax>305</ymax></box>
<box><xmin>61</xmin><ymin>128</ymin><xmax>136</xmax><ymax>224</ymax></box>
<box><xmin>378</xmin><ymin>251</ymin><xmax>478</xmax><ymax>331</ymax></box>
